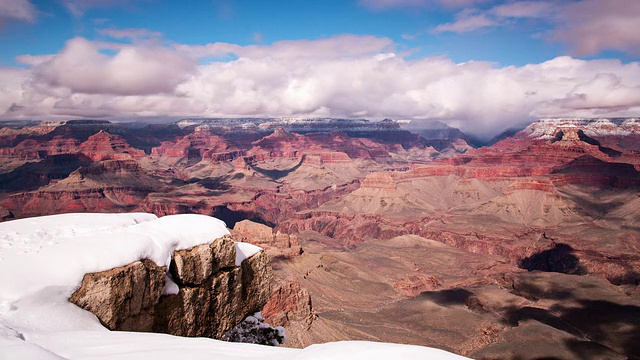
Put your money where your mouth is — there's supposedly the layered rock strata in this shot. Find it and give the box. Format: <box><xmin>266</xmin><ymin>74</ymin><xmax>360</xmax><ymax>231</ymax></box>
<box><xmin>70</xmin><ymin>235</ymin><xmax>273</xmax><ymax>339</ymax></box>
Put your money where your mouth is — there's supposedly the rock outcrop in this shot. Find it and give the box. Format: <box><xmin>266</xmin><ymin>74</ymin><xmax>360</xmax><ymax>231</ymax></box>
<box><xmin>0</xmin><ymin>206</ymin><xmax>15</xmax><ymax>222</ymax></box>
<box><xmin>261</xmin><ymin>279</ymin><xmax>316</xmax><ymax>348</ymax></box>
<box><xmin>70</xmin><ymin>235</ymin><xmax>273</xmax><ymax>339</ymax></box>
<box><xmin>77</xmin><ymin>130</ymin><xmax>146</xmax><ymax>162</ymax></box>
<box><xmin>70</xmin><ymin>259</ymin><xmax>166</xmax><ymax>330</ymax></box>
<box><xmin>232</xmin><ymin>220</ymin><xmax>302</xmax><ymax>259</ymax></box>
<box><xmin>247</xmin><ymin>128</ymin><xmax>394</xmax><ymax>160</ymax></box>
<box><xmin>151</xmin><ymin>129</ymin><xmax>242</xmax><ymax>163</ymax></box>
<box><xmin>262</xmin><ymin>280</ymin><xmax>315</xmax><ymax>329</ymax></box>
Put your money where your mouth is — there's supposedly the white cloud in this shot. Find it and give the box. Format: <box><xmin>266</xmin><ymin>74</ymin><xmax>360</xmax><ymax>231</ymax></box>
<box><xmin>491</xmin><ymin>1</ymin><xmax>553</xmax><ymax>18</ymax></box>
<box><xmin>0</xmin><ymin>68</ymin><xmax>30</xmax><ymax>116</ymax></box>
<box><xmin>359</xmin><ymin>0</ymin><xmax>489</xmax><ymax>10</ymax></box>
<box><xmin>432</xmin><ymin>1</ymin><xmax>555</xmax><ymax>34</ymax></box>
<box><xmin>552</xmin><ymin>0</ymin><xmax>640</xmax><ymax>56</ymax></box>
<box><xmin>178</xmin><ymin>35</ymin><xmax>395</xmax><ymax>60</ymax></box>
<box><xmin>3</xmin><ymin>36</ymin><xmax>640</xmax><ymax>139</ymax></box>
<box><xmin>97</xmin><ymin>28</ymin><xmax>162</xmax><ymax>41</ymax></box>
<box><xmin>430</xmin><ymin>1</ymin><xmax>640</xmax><ymax>56</ymax></box>
<box><xmin>432</xmin><ymin>9</ymin><xmax>499</xmax><ymax>33</ymax></box>
<box><xmin>536</xmin><ymin>70</ymin><xmax>640</xmax><ymax>116</ymax></box>
<box><xmin>24</xmin><ymin>37</ymin><xmax>196</xmax><ymax>96</ymax></box>
<box><xmin>0</xmin><ymin>0</ymin><xmax>36</xmax><ymax>22</ymax></box>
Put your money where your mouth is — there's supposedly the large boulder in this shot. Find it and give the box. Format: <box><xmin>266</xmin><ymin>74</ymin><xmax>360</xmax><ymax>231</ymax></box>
<box><xmin>70</xmin><ymin>236</ymin><xmax>273</xmax><ymax>339</ymax></box>
<box><xmin>154</xmin><ymin>249</ymin><xmax>273</xmax><ymax>338</ymax></box>
<box><xmin>69</xmin><ymin>259</ymin><xmax>165</xmax><ymax>330</ymax></box>
<box><xmin>170</xmin><ymin>235</ymin><xmax>236</xmax><ymax>285</ymax></box>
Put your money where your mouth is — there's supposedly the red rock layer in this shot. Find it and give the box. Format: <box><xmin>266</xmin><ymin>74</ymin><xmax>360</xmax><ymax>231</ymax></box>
<box><xmin>248</xmin><ymin>128</ymin><xmax>390</xmax><ymax>161</ymax></box>
<box><xmin>0</xmin><ymin>159</ymin><xmax>159</xmax><ymax>217</ymax></box>
<box><xmin>77</xmin><ymin>131</ymin><xmax>146</xmax><ymax>161</ymax></box>
<box><xmin>151</xmin><ymin>129</ymin><xmax>239</xmax><ymax>161</ymax></box>
<box><xmin>262</xmin><ymin>280</ymin><xmax>314</xmax><ymax>329</ymax></box>
<box><xmin>360</xmin><ymin>172</ymin><xmax>397</xmax><ymax>190</ymax></box>
<box><xmin>0</xmin><ymin>136</ymin><xmax>82</xmax><ymax>159</ymax></box>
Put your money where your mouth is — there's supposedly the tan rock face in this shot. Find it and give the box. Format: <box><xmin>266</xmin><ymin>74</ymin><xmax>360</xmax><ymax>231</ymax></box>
<box><xmin>170</xmin><ymin>235</ymin><xmax>236</xmax><ymax>285</ymax></box>
<box><xmin>69</xmin><ymin>259</ymin><xmax>166</xmax><ymax>329</ymax></box>
<box><xmin>232</xmin><ymin>220</ymin><xmax>302</xmax><ymax>259</ymax></box>
<box><xmin>70</xmin><ymin>238</ymin><xmax>273</xmax><ymax>339</ymax></box>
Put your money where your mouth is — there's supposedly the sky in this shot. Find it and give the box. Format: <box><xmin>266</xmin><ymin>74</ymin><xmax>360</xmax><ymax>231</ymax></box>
<box><xmin>0</xmin><ymin>0</ymin><xmax>639</xmax><ymax>138</ymax></box>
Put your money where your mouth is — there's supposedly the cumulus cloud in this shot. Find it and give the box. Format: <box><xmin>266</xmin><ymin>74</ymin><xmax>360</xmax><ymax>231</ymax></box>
<box><xmin>536</xmin><ymin>69</ymin><xmax>640</xmax><ymax>116</ymax></box>
<box><xmin>0</xmin><ymin>0</ymin><xmax>36</xmax><ymax>23</ymax></box>
<box><xmin>0</xmin><ymin>68</ymin><xmax>30</xmax><ymax>115</ymax></box>
<box><xmin>20</xmin><ymin>37</ymin><xmax>196</xmax><ymax>96</ymax></box>
<box><xmin>3</xmin><ymin>36</ymin><xmax>640</xmax><ymax>139</ymax></box>
<box><xmin>178</xmin><ymin>35</ymin><xmax>395</xmax><ymax>60</ymax></box>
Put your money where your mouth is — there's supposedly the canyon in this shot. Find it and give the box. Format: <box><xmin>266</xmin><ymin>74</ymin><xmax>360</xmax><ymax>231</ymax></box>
<box><xmin>0</xmin><ymin>117</ymin><xmax>639</xmax><ymax>359</ymax></box>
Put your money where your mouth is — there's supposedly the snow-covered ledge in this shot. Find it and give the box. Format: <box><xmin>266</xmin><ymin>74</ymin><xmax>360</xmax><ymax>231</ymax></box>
<box><xmin>0</xmin><ymin>213</ymin><xmax>272</xmax><ymax>340</ymax></box>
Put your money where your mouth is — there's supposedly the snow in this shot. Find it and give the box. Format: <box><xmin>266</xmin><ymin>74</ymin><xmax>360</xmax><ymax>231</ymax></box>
<box><xmin>526</xmin><ymin>117</ymin><xmax>640</xmax><ymax>139</ymax></box>
<box><xmin>0</xmin><ymin>213</ymin><xmax>156</xmax><ymax>257</ymax></box>
<box><xmin>235</xmin><ymin>242</ymin><xmax>262</xmax><ymax>266</ymax></box>
<box><xmin>0</xmin><ymin>213</ymin><xmax>230</xmax><ymax>304</ymax></box>
<box><xmin>0</xmin><ymin>213</ymin><xmax>470</xmax><ymax>360</ymax></box>
<box><xmin>162</xmin><ymin>274</ymin><xmax>180</xmax><ymax>296</ymax></box>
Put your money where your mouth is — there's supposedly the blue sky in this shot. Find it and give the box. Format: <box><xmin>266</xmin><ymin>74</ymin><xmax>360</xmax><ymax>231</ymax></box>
<box><xmin>4</xmin><ymin>0</ymin><xmax>624</xmax><ymax>67</ymax></box>
<box><xmin>1</xmin><ymin>0</ymin><xmax>639</xmax><ymax>137</ymax></box>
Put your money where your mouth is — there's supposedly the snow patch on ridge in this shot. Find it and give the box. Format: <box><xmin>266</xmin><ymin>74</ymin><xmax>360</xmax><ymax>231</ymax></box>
<box><xmin>525</xmin><ymin>117</ymin><xmax>640</xmax><ymax>139</ymax></box>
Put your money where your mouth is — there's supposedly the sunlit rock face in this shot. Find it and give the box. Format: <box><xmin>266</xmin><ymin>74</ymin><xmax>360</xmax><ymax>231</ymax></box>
<box><xmin>70</xmin><ymin>235</ymin><xmax>273</xmax><ymax>338</ymax></box>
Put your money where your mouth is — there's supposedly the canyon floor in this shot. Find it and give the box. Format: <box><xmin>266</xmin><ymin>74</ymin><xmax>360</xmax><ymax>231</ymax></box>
<box><xmin>1</xmin><ymin>117</ymin><xmax>639</xmax><ymax>359</ymax></box>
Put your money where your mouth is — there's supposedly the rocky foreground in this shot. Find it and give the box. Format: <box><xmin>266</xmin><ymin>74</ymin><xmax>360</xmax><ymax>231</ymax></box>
<box><xmin>0</xmin><ymin>213</ymin><xmax>468</xmax><ymax>360</ymax></box>
<box><xmin>1</xmin><ymin>117</ymin><xmax>639</xmax><ymax>359</ymax></box>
